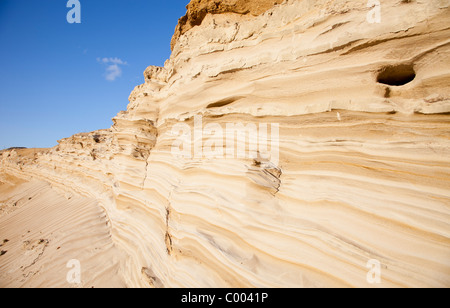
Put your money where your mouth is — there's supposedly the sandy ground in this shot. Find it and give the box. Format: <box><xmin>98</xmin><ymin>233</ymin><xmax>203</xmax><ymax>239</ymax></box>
<box><xmin>0</xmin><ymin>175</ymin><xmax>126</xmax><ymax>288</ymax></box>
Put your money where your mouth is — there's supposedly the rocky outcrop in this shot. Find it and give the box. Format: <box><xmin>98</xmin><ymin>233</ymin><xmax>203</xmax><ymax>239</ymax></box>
<box><xmin>1</xmin><ymin>0</ymin><xmax>450</xmax><ymax>287</ymax></box>
<box><xmin>171</xmin><ymin>0</ymin><xmax>285</xmax><ymax>49</ymax></box>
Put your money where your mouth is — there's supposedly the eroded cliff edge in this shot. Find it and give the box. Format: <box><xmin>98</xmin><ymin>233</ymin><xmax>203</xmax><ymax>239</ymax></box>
<box><xmin>1</xmin><ymin>0</ymin><xmax>450</xmax><ymax>287</ymax></box>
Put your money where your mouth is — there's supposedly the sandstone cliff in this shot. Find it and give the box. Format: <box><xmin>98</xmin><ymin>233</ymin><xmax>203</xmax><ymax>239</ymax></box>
<box><xmin>1</xmin><ymin>0</ymin><xmax>450</xmax><ymax>287</ymax></box>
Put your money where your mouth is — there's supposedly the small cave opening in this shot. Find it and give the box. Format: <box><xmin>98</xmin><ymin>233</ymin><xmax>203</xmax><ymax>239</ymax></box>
<box><xmin>93</xmin><ymin>135</ymin><xmax>101</xmax><ymax>143</ymax></box>
<box><xmin>377</xmin><ymin>64</ymin><xmax>416</xmax><ymax>86</ymax></box>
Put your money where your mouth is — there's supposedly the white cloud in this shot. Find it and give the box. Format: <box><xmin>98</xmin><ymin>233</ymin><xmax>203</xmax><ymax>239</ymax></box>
<box><xmin>105</xmin><ymin>64</ymin><xmax>122</xmax><ymax>81</ymax></box>
<box><xmin>97</xmin><ymin>57</ymin><xmax>127</xmax><ymax>81</ymax></box>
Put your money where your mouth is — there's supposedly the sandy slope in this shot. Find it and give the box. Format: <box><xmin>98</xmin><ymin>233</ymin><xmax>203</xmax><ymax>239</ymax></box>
<box><xmin>0</xmin><ymin>175</ymin><xmax>126</xmax><ymax>287</ymax></box>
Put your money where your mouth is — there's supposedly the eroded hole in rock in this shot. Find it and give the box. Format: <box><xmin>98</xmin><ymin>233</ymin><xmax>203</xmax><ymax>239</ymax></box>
<box><xmin>377</xmin><ymin>64</ymin><xmax>416</xmax><ymax>86</ymax></box>
<box><xmin>206</xmin><ymin>96</ymin><xmax>244</xmax><ymax>109</ymax></box>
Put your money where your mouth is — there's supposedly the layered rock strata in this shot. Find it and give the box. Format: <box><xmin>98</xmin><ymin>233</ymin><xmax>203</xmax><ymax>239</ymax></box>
<box><xmin>1</xmin><ymin>0</ymin><xmax>450</xmax><ymax>287</ymax></box>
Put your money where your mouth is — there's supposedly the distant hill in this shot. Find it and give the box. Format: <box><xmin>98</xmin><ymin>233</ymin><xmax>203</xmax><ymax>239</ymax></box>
<box><xmin>0</xmin><ymin>147</ymin><xmax>27</xmax><ymax>152</ymax></box>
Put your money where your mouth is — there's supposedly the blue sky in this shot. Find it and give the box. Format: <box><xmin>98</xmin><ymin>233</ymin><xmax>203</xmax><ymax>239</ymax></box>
<box><xmin>0</xmin><ymin>0</ymin><xmax>189</xmax><ymax>149</ymax></box>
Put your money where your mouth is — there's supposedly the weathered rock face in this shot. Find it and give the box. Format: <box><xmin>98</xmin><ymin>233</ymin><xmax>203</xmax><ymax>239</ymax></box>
<box><xmin>1</xmin><ymin>0</ymin><xmax>450</xmax><ymax>287</ymax></box>
<box><xmin>171</xmin><ymin>0</ymin><xmax>285</xmax><ymax>49</ymax></box>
